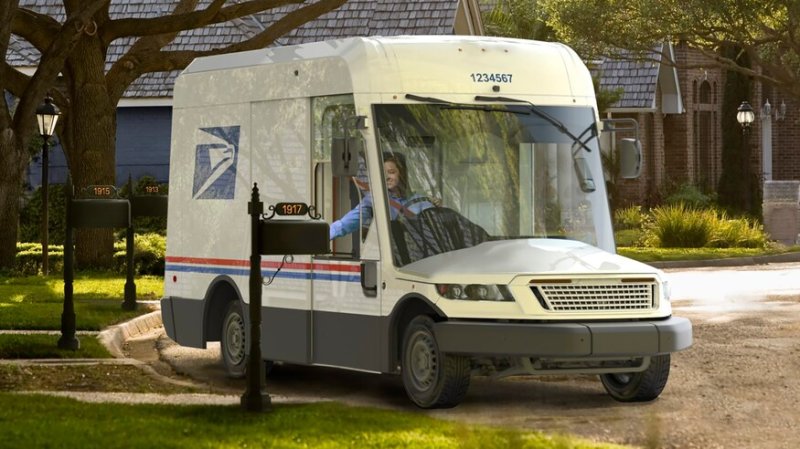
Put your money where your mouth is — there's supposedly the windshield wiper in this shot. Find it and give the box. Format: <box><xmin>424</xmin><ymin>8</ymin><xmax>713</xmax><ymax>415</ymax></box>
<box><xmin>475</xmin><ymin>95</ymin><xmax>593</xmax><ymax>153</ymax></box>
<box><xmin>405</xmin><ymin>94</ymin><xmax>454</xmax><ymax>105</ymax></box>
<box><xmin>406</xmin><ymin>94</ymin><xmax>529</xmax><ymax>114</ymax></box>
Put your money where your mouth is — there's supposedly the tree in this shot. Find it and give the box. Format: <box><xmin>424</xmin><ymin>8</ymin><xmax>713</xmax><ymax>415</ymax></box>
<box><xmin>542</xmin><ymin>0</ymin><xmax>800</xmax><ymax>101</ymax></box>
<box><xmin>482</xmin><ymin>0</ymin><xmax>555</xmax><ymax>41</ymax></box>
<box><xmin>0</xmin><ymin>0</ymin><xmax>347</xmax><ymax>270</ymax></box>
<box><xmin>717</xmin><ymin>44</ymin><xmax>761</xmax><ymax>216</ymax></box>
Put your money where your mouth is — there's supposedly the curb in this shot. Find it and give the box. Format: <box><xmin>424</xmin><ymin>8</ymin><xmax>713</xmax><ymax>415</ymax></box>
<box><xmin>647</xmin><ymin>251</ymin><xmax>800</xmax><ymax>269</ymax></box>
<box><xmin>98</xmin><ymin>310</ymin><xmax>163</xmax><ymax>358</ymax></box>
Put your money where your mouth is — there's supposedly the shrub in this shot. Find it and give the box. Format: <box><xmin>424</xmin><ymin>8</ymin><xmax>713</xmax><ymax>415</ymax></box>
<box><xmin>614</xmin><ymin>205</ymin><xmax>647</xmax><ymax>230</ymax></box>
<box><xmin>708</xmin><ymin>213</ymin><xmax>767</xmax><ymax>248</ymax></box>
<box><xmin>663</xmin><ymin>183</ymin><xmax>715</xmax><ymax>209</ymax></box>
<box><xmin>614</xmin><ymin>228</ymin><xmax>643</xmax><ymax>247</ymax></box>
<box><xmin>18</xmin><ymin>184</ymin><xmax>68</xmax><ymax>245</ymax></box>
<box><xmin>642</xmin><ymin>204</ymin><xmax>768</xmax><ymax>249</ymax></box>
<box><xmin>114</xmin><ymin>233</ymin><xmax>166</xmax><ymax>275</ymax></box>
<box><xmin>643</xmin><ymin>204</ymin><xmax>714</xmax><ymax>248</ymax></box>
<box><xmin>14</xmin><ymin>243</ymin><xmax>64</xmax><ymax>275</ymax></box>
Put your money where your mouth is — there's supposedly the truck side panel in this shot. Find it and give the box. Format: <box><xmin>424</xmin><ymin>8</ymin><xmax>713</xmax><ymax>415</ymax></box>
<box><xmin>164</xmin><ymin>94</ymin><xmax>251</xmax><ymax>347</ymax></box>
<box><xmin>251</xmin><ymin>98</ymin><xmax>313</xmax><ymax>364</ymax></box>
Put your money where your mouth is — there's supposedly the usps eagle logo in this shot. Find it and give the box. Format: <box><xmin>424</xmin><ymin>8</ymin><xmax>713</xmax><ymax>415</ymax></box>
<box><xmin>192</xmin><ymin>126</ymin><xmax>240</xmax><ymax>199</ymax></box>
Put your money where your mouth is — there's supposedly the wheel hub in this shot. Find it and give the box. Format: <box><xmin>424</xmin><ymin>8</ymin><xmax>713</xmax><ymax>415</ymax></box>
<box><xmin>409</xmin><ymin>332</ymin><xmax>438</xmax><ymax>391</ymax></box>
<box><xmin>225</xmin><ymin>314</ymin><xmax>245</xmax><ymax>364</ymax></box>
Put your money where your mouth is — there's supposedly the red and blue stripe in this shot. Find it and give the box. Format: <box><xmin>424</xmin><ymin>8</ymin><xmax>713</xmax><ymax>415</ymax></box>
<box><xmin>165</xmin><ymin>256</ymin><xmax>361</xmax><ymax>282</ymax></box>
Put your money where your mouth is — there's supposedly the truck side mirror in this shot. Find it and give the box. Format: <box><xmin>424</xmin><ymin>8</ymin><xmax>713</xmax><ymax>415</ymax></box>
<box><xmin>619</xmin><ymin>138</ymin><xmax>642</xmax><ymax>179</ymax></box>
<box><xmin>573</xmin><ymin>155</ymin><xmax>596</xmax><ymax>193</ymax></box>
<box><xmin>332</xmin><ymin>137</ymin><xmax>363</xmax><ymax>177</ymax></box>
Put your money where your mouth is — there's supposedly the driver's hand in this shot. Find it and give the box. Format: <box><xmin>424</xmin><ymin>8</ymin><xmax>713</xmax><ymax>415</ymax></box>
<box><xmin>432</xmin><ymin>197</ymin><xmax>443</xmax><ymax>207</ymax></box>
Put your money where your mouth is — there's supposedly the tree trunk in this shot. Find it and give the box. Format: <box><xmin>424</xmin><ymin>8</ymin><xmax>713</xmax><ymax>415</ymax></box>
<box><xmin>0</xmin><ymin>132</ymin><xmax>27</xmax><ymax>270</ymax></box>
<box><xmin>62</xmin><ymin>34</ymin><xmax>117</xmax><ymax>269</ymax></box>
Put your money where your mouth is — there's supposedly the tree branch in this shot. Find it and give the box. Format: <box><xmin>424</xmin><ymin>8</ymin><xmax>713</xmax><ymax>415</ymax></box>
<box><xmin>102</xmin><ymin>0</ymin><xmax>305</xmax><ymax>43</ymax></box>
<box><xmin>105</xmin><ymin>0</ymin><xmax>346</xmax><ymax>100</ymax></box>
<box><xmin>0</xmin><ymin>0</ymin><xmax>20</xmax><ymax>132</ymax></box>
<box><xmin>11</xmin><ymin>8</ymin><xmax>62</xmax><ymax>50</ymax></box>
<box><xmin>12</xmin><ymin>0</ymin><xmax>109</xmax><ymax>137</ymax></box>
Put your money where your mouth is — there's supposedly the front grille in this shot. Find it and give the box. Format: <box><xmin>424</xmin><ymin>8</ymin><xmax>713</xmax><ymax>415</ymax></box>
<box><xmin>531</xmin><ymin>280</ymin><xmax>655</xmax><ymax>312</ymax></box>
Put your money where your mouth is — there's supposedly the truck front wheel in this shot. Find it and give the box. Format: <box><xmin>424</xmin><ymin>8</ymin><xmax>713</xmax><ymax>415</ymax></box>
<box><xmin>401</xmin><ymin>315</ymin><xmax>470</xmax><ymax>409</ymax></box>
<box><xmin>600</xmin><ymin>354</ymin><xmax>671</xmax><ymax>402</ymax></box>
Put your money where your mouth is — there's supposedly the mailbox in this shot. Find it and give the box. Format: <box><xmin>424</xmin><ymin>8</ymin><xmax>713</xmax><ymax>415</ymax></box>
<box><xmin>131</xmin><ymin>195</ymin><xmax>168</xmax><ymax>218</ymax></box>
<box><xmin>70</xmin><ymin>199</ymin><xmax>131</xmax><ymax>228</ymax></box>
<box><xmin>259</xmin><ymin>220</ymin><xmax>330</xmax><ymax>255</ymax></box>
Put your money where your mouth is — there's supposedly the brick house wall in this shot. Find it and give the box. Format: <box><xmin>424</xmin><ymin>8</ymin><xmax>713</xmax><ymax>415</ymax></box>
<box><xmin>608</xmin><ymin>43</ymin><xmax>800</xmax><ymax>210</ymax></box>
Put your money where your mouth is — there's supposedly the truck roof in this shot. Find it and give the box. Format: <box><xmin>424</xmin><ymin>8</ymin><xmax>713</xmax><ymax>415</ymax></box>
<box><xmin>175</xmin><ymin>35</ymin><xmax>595</xmax><ymax>107</ymax></box>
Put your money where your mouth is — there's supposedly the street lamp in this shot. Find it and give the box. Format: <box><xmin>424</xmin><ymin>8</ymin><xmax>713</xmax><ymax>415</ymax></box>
<box><xmin>36</xmin><ymin>95</ymin><xmax>61</xmax><ymax>276</ymax></box>
<box><xmin>736</xmin><ymin>101</ymin><xmax>755</xmax><ymax>130</ymax></box>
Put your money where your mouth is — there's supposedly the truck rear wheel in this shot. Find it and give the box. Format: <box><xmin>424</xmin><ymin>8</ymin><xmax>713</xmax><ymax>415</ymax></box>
<box><xmin>401</xmin><ymin>315</ymin><xmax>470</xmax><ymax>409</ymax></box>
<box><xmin>221</xmin><ymin>300</ymin><xmax>247</xmax><ymax>378</ymax></box>
<box><xmin>600</xmin><ymin>354</ymin><xmax>671</xmax><ymax>402</ymax></box>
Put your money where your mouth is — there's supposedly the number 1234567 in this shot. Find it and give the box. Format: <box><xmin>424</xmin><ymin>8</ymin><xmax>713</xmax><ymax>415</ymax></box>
<box><xmin>470</xmin><ymin>73</ymin><xmax>513</xmax><ymax>83</ymax></box>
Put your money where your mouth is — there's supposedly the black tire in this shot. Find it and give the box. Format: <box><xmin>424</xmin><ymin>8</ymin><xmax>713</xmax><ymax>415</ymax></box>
<box><xmin>600</xmin><ymin>354</ymin><xmax>671</xmax><ymax>402</ymax></box>
<box><xmin>220</xmin><ymin>300</ymin><xmax>247</xmax><ymax>378</ymax></box>
<box><xmin>401</xmin><ymin>315</ymin><xmax>470</xmax><ymax>409</ymax></box>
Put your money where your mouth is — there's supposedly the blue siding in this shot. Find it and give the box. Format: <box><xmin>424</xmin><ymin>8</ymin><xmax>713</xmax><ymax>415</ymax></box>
<box><xmin>115</xmin><ymin>106</ymin><xmax>172</xmax><ymax>184</ymax></box>
<box><xmin>26</xmin><ymin>106</ymin><xmax>172</xmax><ymax>189</ymax></box>
<box><xmin>25</xmin><ymin>139</ymin><xmax>68</xmax><ymax>189</ymax></box>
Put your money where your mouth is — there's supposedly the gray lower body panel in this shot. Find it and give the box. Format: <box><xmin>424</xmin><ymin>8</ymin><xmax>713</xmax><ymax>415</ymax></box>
<box><xmin>161</xmin><ymin>296</ymin><xmax>205</xmax><ymax>348</ymax></box>
<box><xmin>261</xmin><ymin>308</ymin><xmax>383</xmax><ymax>370</ymax></box>
<box><xmin>312</xmin><ymin>310</ymin><xmax>383</xmax><ymax>372</ymax></box>
<box><xmin>434</xmin><ymin>316</ymin><xmax>692</xmax><ymax>358</ymax></box>
<box><xmin>164</xmin><ymin>295</ymin><xmax>385</xmax><ymax>371</ymax></box>
<box><xmin>262</xmin><ymin>307</ymin><xmax>311</xmax><ymax>364</ymax></box>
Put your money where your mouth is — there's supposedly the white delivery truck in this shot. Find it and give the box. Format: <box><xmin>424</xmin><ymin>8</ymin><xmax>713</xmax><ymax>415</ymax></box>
<box><xmin>161</xmin><ymin>36</ymin><xmax>692</xmax><ymax>409</ymax></box>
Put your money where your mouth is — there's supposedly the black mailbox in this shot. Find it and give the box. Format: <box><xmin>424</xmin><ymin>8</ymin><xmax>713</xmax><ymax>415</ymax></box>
<box><xmin>259</xmin><ymin>220</ymin><xmax>330</xmax><ymax>255</ymax></box>
<box><xmin>131</xmin><ymin>195</ymin><xmax>168</xmax><ymax>218</ymax></box>
<box><xmin>70</xmin><ymin>199</ymin><xmax>131</xmax><ymax>228</ymax></box>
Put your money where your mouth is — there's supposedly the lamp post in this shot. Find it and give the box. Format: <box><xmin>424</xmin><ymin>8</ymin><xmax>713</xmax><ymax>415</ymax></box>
<box><xmin>735</xmin><ymin>100</ymin><xmax>757</xmax><ymax>215</ymax></box>
<box><xmin>761</xmin><ymin>100</ymin><xmax>773</xmax><ymax>181</ymax></box>
<box><xmin>736</xmin><ymin>101</ymin><xmax>755</xmax><ymax>130</ymax></box>
<box><xmin>36</xmin><ymin>96</ymin><xmax>61</xmax><ymax>276</ymax></box>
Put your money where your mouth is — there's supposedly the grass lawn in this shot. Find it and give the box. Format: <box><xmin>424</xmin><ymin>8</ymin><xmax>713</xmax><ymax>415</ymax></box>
<box><xmin>617</xmin><ymin>245</ymin><xmax>800</xmax><ymax>262</ymax></box>
<box><xmin>0</xmin><ymin>393</ymin><xmax>628</xmax><ymax>449</ymax></box>
<box><xmin>0</xmin><ymin>272</ymin><xmax>161</xmax><ymax>330</ymax></box>
<box><xmin>0</xmin><ymin>365</ymin><xmax>200</xmax><ymax>393</ymax></box>
<box><xmin>0</xmin><ymin>334</ymin><xmax>112</xmax><ymax>358</ymax></box>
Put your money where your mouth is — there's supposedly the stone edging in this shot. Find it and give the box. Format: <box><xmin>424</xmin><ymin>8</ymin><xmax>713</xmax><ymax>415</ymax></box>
<box><xmin>98</xmin><ymin>310</ymin><xmax>163</xmax><ymax>358</ymax></box>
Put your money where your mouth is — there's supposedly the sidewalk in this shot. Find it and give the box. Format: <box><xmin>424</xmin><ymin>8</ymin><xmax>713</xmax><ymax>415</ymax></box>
<box><xmin>3</xmin><ymin>309</ymin><xmax>313</xmax><ymax>405</ymax></box>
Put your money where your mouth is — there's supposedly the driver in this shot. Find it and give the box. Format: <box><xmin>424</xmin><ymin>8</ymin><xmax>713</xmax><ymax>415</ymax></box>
<box><xmin>329</xmin><ymin>152</ymin><xmax>437</xmax><ymax>240</ymax></box>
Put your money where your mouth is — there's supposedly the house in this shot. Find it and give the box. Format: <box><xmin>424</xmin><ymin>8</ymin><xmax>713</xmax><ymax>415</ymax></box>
<box><xmin>11</xmin><ymin>1</ymin><xmax>797</xmax><ymax>210</ymax></box>
<box><xmin>8</xmin><ymin>0</ymin><xmax>484</xmax><ymax>189</ymax></box>
<box><xmin>598</xmin><ymin>42</ymin><xmax>800</xmax><ymax>208</ymax></box>
<box><xmin>594</xmin><ymin>44</ymin><xmax>684</xmax><ymax>206</ymax></box>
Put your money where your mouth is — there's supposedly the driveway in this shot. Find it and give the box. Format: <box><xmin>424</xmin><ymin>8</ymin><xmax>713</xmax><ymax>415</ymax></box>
<box><xmin>134</xmin><ymin>263</ymin><xmax>800</xmax><ymax>449</ymax></box>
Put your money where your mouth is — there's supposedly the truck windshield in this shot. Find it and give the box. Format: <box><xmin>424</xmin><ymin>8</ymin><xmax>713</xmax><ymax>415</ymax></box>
<box><xmin>373</xmin><ymin>103</ymin><xmax>607</xmax><ymax>266</ymax></box>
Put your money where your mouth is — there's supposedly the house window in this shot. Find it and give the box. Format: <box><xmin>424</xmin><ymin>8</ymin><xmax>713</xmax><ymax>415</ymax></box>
<box><xmin>699</xmin><ymin>81</ymin><xmax>712</xmax><ymax>104</ymax></box>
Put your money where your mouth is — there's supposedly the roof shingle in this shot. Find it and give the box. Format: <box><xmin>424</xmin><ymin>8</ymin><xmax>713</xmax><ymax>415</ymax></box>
<box><xmin>9</xmin><ymin>0</ymin><xmax>463</xmax><ymax>98</ymax></box>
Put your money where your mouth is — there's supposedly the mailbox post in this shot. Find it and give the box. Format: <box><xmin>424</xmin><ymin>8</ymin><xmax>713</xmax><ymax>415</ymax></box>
<box><xmin>123</xmin><ymin>176</ymin><xmax>168</xmax><ymax>310</ymax></box>
<box><xmin>61</xmin><ymin>179</ymin><xmax>131</xmax><ymax>349</ymax></box>
<box><xmin>241</xmin><ymin>183</ymin><xmax>330</xmax><ymax>412</ymax></box>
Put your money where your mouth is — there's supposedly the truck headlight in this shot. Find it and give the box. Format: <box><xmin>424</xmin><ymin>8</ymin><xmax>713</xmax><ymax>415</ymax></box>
<box><xmin>661</xmin><ymin>280</ymin><xmax>671</xmax><ymax>302</ymax></box>
<box><xmin>436</xmin><ymin>284</ymin><xmax>514</xmax><ymax>301</ymax></box>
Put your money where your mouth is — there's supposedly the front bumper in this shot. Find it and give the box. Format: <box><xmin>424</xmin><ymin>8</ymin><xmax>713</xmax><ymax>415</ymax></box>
<box><xmin>434</xmin><ymin>316</ymin><xmax>692</xmax><ymax>358</ymax></box>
